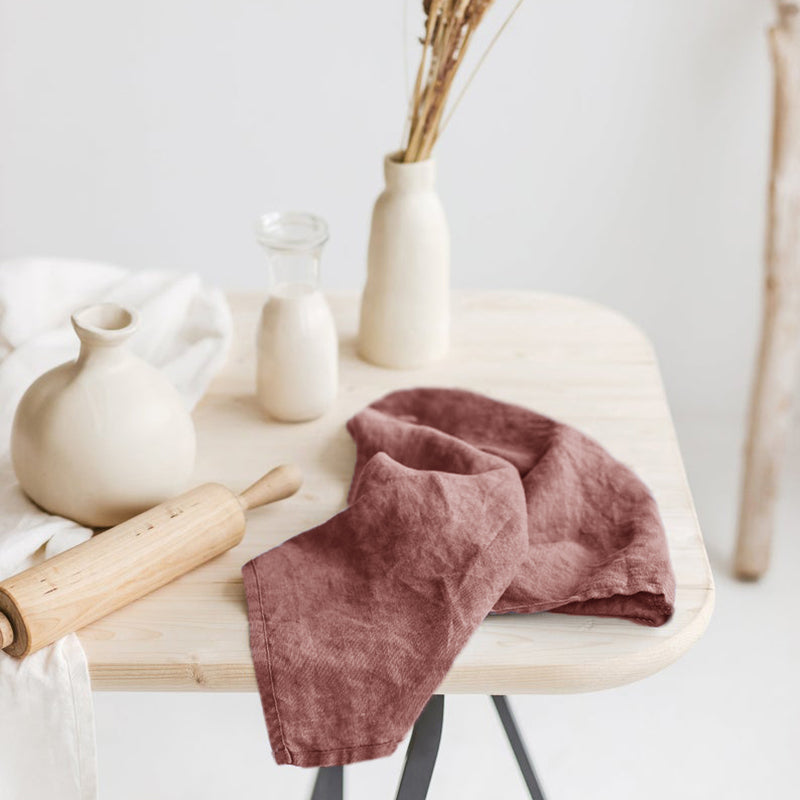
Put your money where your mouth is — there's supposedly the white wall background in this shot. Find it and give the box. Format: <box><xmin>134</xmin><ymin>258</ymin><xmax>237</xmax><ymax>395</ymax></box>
<box><xmin>2</xmin><ymin>2</ymin><xmax>793</xmax><ymax>798</ymax></box>
<box><xmin>0</xmin><ymin>0</ymin><xmax>773</xmax><ymax>425</ymax></box>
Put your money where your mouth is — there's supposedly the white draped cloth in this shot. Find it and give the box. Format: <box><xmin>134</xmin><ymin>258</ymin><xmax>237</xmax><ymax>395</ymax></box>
<box><xmin>0</xmin><ymin>259</ymin><xmax>232</xmax><ymax>799</ymax></box>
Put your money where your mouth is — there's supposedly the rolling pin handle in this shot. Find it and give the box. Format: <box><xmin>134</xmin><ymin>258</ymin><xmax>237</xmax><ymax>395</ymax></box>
<box><xmin>238</xmin><ymin>464</ymin><xmax>303</xmax><ymax>511</ymax></box>
<box><xmin>0</xmin><ymin>611</ymin><xmax>14</xmax><ymax>650</ymax></box>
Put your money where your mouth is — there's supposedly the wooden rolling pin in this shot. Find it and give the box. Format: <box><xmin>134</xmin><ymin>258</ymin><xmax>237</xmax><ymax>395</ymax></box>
<box><xmin>0</xmin><ymin>464</ymin><xmax>302</xmax><ymax>657</ymax></box>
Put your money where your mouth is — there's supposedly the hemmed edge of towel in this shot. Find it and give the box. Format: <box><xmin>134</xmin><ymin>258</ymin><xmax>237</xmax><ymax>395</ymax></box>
<box><xmin>273</xmin><ymin>741</ymin><xmax>403</xmax><ymax>768</ymax></box>
<box><xmin>242</xmin><ymin>560</ymin><xmax>403</xmax><ymax>768</ymax></box>
<box><xmin>492</xmin><ymin>588</ymin><xmax>675</xmax><ymax>627</ymax></box>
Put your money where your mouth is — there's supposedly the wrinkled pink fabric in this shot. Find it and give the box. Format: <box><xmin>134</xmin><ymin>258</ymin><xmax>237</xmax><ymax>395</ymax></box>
<box><xmin>243</xmin><ymin>388</ymin><xmax>675</xmax><ymax>767</ymax></box>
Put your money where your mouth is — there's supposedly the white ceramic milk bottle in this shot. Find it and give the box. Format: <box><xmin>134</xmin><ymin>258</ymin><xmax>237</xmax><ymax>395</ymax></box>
<box><xmin>255</xmin><ymin>212</ymin><xmax>338</xmax><ymax>422</ymax></box>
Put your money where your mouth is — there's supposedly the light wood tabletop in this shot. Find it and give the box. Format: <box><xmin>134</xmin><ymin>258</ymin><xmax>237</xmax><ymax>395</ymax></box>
<box><xmin>79</xmin><ymin>291</ymin><xmax>714</xmax><ymax>693</ymax></box>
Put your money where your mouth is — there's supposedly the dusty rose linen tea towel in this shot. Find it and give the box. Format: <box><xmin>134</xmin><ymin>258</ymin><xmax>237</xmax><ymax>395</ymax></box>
<box><xmin>243</xmin><ymin>388</ymin><xmax>675</xmax><ymax>768</ymax></box>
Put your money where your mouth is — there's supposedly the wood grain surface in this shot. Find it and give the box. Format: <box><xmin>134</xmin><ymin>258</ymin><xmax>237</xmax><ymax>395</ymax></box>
<box><xmin>79</xmin><ymin>291</ymin><xmax>714</xmax><ymax>693</ymax></box>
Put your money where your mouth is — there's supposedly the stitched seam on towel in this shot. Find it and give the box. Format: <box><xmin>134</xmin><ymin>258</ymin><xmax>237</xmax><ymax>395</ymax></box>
<box><xmin>497</xmin><ymin>585</ymin><xmax>669</xmax><ymax>613</ymax></box>
<box><xmin>498</xmin><ymin>605</ymin><xmax>666</xmax><ymax>624</ymax></box>
<box><xmin>253</xmin><ymin>565</ymin><xmax>290</xmax><ymax>760</ymax></box>
<box><xmin>284</xmin><ymin>739</ymin><xmax>402</xmax><ymax>756</ymax></box>
<box><xmin>249</xmin><ymin>566</ymin><xmax>403</xmax><ymax>763</ymax></box>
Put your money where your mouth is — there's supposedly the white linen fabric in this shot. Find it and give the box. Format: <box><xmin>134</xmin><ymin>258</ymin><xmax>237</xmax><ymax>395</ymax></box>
<box><xmin>0</xmin><ymin>258</ymin><xmax>232</xmax><ymax>800</ymax></box>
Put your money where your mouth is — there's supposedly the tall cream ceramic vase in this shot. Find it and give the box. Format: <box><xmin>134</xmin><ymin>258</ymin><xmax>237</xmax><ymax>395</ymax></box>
<box><xmin>358</xmin><ymin>152</ymin><xmax>450</xmax><ymax>368</ymax></box>
<box><xmin>11</xmin><ymin>303</ymin><xmax>196</xmax><ymax>528</ymax></box>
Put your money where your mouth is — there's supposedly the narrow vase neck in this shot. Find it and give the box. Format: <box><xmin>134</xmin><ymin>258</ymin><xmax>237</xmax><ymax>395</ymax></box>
<box><xmin>71</xmin><ymin>303</ymin><xmax>138</xmax><ymax>366</ymax></box>
<box><xmin>76</xmin><ymin>341</ymin><xmax>130</xmax><ymax>367</ymax></box>
<box><xmin>384</xmin><ymin>152</ymin><xmax>436</xmax><ymax>192</ymax></box>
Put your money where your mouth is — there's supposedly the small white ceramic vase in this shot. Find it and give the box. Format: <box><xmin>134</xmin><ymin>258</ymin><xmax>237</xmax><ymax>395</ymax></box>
<box><xmin>11</xmin><ymin>303</ymin><xmax>196</xmax><ymax>527</ymax></box>
<box><xmin>358</xmin><ymin>152</ymin><xmax>450</xmax><ymax>369</ymax></box>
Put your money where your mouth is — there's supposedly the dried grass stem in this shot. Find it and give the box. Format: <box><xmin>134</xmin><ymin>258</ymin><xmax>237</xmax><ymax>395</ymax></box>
<box><xmin>402</xmin><ymin>0</ymin><xmax>520</xmax><ymax>162</ymax></box>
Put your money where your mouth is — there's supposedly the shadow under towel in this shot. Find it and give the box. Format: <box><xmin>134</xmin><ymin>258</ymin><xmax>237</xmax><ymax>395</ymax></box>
<box><xmin>242</xmin><ymin>388</ymin><xmax>676</xmax><ymax>768</ymax></box>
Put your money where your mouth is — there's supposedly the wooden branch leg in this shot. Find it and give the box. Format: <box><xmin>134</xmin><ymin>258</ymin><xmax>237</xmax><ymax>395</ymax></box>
<box><xmin>735</xmin><ymin>4</ymin><xmax>800</xmax><ymax>580</ymax></box>
<box><xmin>736</xmin><ymin>277</ymin><xmax>800</xmax><ymax>578</ymax></box>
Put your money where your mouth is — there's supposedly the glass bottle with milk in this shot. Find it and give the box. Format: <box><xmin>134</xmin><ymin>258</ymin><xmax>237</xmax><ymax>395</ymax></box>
<box><xmin>255</xmin><ymin>212</ymin><xmax>338</xmax><ymax>422</ymax></box>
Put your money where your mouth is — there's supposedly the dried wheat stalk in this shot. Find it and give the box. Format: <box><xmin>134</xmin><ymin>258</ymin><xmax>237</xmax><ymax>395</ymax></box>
<box><xmin>402</xmin><ymin>0</ymin><xmax>500</xmax><ymax>163</ymax></box>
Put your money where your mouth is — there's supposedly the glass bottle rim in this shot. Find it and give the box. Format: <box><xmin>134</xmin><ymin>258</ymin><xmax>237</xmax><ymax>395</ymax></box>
<box><xmin>256</xmin><ymin>211</ymin><xmax>329</xmax><ymax>252</ymax></box>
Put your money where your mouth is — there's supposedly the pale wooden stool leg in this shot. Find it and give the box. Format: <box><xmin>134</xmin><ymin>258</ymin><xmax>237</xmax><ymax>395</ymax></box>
<box><xmin>736</xmin><ymin>3</ymin><xmax>800</xmax><ymax>580</ymax></box>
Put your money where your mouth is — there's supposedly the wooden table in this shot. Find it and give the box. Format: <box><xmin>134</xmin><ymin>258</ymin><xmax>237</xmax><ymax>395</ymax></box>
<box><xmin>79</xmin><ymin>291</ymin><xmax>714</xmax><ymax>695</ymax></box>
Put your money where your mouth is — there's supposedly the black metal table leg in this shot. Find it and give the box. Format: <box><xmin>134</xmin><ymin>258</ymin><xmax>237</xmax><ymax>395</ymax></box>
<box><xmin>308</xmin><ymin>695</ymin><xmax>545</xmax><ymax>800</ymax></box>
<box><xmin>310</xmin><ymin>765</ymin><xmax>343</xmax><ymax>800</ymax></box>
<box><xmin>395</xmin><ymin>694</ymin><xmax>445</xmax><ymax>800</ymax></box>
<box><xmin>491</xmin><ymin>696</ymin><xmax>547</xmax><ymax>800</ymax></box>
